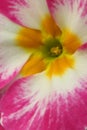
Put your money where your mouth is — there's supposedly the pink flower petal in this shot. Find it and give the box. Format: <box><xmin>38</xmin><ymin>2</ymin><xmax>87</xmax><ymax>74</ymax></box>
<box><xmin>47</xmin><ymin>0</ymin><xmax>87</xmax><ymax>43</ymax></box>
<box><xmin>0</xmin><ymin>0</ymin><xmax>50</xmax><ymax>29</ymax></box>
<box><xmin>0</xmin><ymin>45</ymin><xmax>87</xmax><ymax>130</ymax></box>
<box><xmin>0</xmin><ymin>65</ymin><xmax>87</xmax><ymax>130</ymax></box>
<box><xmin>0</xmin><ymin>124</ymin><xmax>4</xmax><ymax>130</ymax></box>
<box><xmin>0</xmin><ymin>14</ymin><xmax>30</xmax><ymax>89</ymax></box>
<box><xmin>0</xmin><ymin>89</ymin><xmax>6</xmax><ymax>100</ymax></box>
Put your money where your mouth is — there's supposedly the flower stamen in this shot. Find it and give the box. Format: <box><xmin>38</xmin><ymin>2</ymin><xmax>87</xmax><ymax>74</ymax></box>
<box><xmin>50</xmin><ymin>46</ymin><xmax>62</xmax><ymax>57</ymax></box>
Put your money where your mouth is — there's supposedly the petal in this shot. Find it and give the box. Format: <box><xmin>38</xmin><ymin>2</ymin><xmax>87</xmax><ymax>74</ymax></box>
<box><xmin>73</xmin><ymin>43</ymin><xmax>87</xmax><ymax>77</ymax></box>
<box><xmin>1</xmin><ymin>49</ymin><xmax>87</xmax><ymax>130</ymax></box>
<box><xmin>0</xmin><ymin>124</ymin><xmax>4</xmax><ymax>130</ymax></box>
<box><xmin>0</xmin><ymin>88</ymin><xmax>6</xmax><ymax>100</ymax></box>
<box><xmin>47</xmin><ymin>0</ymin><xmax>87</xmax><ymax>43</ymax></box>
<box><xmin>0</xmin><ymin>14</ymin><xmax>30</xmax><ymax>89</ymax></box>
<box><xmin>0</xmin><ymin>0</ymin><xmax>50</xmax><ymax>29</ymax></box>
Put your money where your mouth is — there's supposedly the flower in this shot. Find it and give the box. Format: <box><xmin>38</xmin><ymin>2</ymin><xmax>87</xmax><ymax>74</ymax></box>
<box><xmin>0</xmin><ymin>0</ymin><xmax>87</xmax><ymax>129</ymax></box>
<box><xmin>0</xmin><ymin>124</ymin><xmax>4</xmax><ymax>130</ymax></box>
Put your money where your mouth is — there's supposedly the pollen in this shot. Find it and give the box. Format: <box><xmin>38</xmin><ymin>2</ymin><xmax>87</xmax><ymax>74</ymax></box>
<box><xmin>50</xmin><ymin>46</ymin><xmax>62</xmax><ymax>57</ymax></box>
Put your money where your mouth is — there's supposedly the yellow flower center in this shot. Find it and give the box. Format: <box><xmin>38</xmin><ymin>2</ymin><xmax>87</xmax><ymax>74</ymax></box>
<box><xmin>41</xmin><ymin>37</ymin><xmax>63</xmax><ymax>59</ymax></box>
<box><xmin>16</xmin><ymin>15</ymin><xmax>81</xmax><ymax>78</ymax></box>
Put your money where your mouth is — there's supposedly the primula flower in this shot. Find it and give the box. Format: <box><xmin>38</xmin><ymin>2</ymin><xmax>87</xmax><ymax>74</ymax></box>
<box><xmin>0</xmin><ymin>0</ymin><xmax>87</xmax><ymax>129</ymax></box>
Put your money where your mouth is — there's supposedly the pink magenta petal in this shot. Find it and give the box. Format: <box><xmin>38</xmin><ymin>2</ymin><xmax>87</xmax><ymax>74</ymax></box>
<box><xmin>0</xmin><ymin>72</ymin><xmax>16</xmax><ymax>90</ymax></box>
<box><xmin>1</xmin><ymin>45</ymin><xmax>87</xmax><ymax>130</ymax></box>
<box><xmin>47</xmin><ymin>0</ymin><xmax>87</xmax><ymax>43</ymax></box>
<box><xmin>0</xmin><ymin>88</ymin><xmax>7</xmax><ymax>100</ymax></box>
<box><xmin>0</xmin><ymin>124</ymin><xmax>4</xmax><ymax>130</ymax></box>
<box><xmin>0</xmin><ymin>74</ymin><xmax>87</xmax><ymax>130</ymax></box>
<box><xmin>0</xmin><ymin>0</ymin><xmax>49</xmax><ymax>29</ymax></box>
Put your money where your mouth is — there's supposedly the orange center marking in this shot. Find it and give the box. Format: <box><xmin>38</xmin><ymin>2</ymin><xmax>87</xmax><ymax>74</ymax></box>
<box><xmin>61</xmin><ymin>30</ymin><xmax>81</xmax><ymax>54</ymax></box>
<box><xmin>42</xmin><ymin>15</ymin><xmax>62</xmax><ymax>37</ymax></box>
<box><xmin>20</xmin><ymin>54</ymin><xmax>46</xmax><ymax>77</ymax></box>
<box><xmin>46</xmin><ymin>56</ymin><xmax>74</xmax><ymax>78</ymax></box>
<box><xmin>17</xmin><ymin>15</ymin><xmax>80</xmax><ymax>77</ymax></box>
<box><xmin>16</xmin><ymin>27</ymin><xmax>42</xmax><ymax>50</ymax></box>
